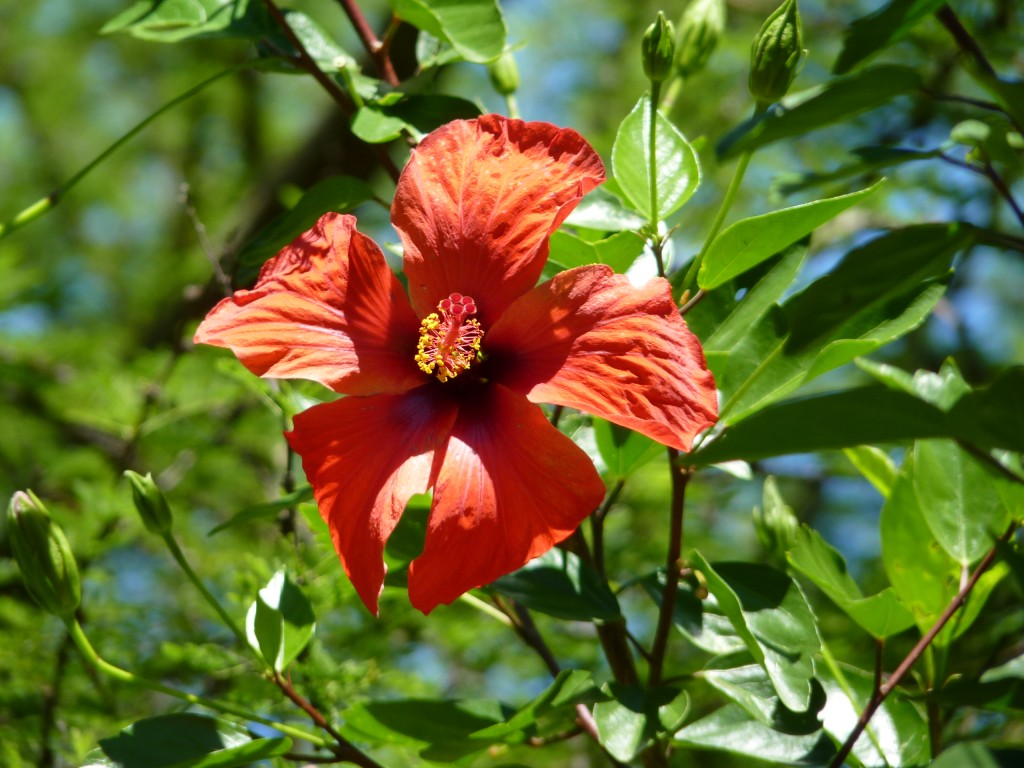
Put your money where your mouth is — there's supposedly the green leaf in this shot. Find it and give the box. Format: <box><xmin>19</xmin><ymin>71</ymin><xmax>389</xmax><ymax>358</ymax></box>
<box><xmin>674</xmin><ymin>704</ymin><xmax>834</xmax><ymax>764</ymax></box>
<box><xmin>245</xmin><ymin>570</ymin><xmax>316</xmax><ymax>672</ymax></box>
<box><xmin>593</xmin><ymin>418</ymin><xmax>663</xmax><ymax>480</ymax></box>
<box><xmin>710</xmin><ymin>223</ymin><xmax>969</xmax><ymax>425</ymax></box>
<box><xmin>593</xmin><ymin>684</ymin><xmax>688</xmax><ymax>762</ymax></box>
<box><xmin>697</xmin><ymin>181</ymin><xmax>883</xmax><ymax>290</ymax></box>
<box><xmin>787</xmin><ymin>526</ymin><xmax>915</xmax><ymax>638</ymax></box>
<box><xmin>96</xmin><ymin>714</ymin><xmax>289</xmax><ymax>768</ymax></box>
<box><xmin>102</xmin><ymin>0</ymin><xmax>271</xmax><ymax>42</ymax></box>
<box><xmin>564</xmin><ymin>187</ymin><xmax>647</xmax><ymax>232</ymax></box>
<box><xmin>687</xmin><ymin>387</ymin><xmax>951</xmax><ymax>465</ymax></box>
<box><xmin>702</xmin><ymin>662</ymin><xmax>826</xmax><ymax>735</ymax></box>
<box><xmin>351</xmin><ymin>94</ymin><xmax>481</xmax><ymax>143</ymax></box>
<box><xmin>817</xmin><ymin>663</ymin><xmax>930</xmax><ymax>768</ymax></box>
<box><xmin>688</xmin><ymin>555</ymin><xmax>820</xmax><ymax>712</ymax></box>
<box><xmin>913</xmin><ymin>440</ymin><xmax>1011</xmax><ymax>566</ymax></box>
<box><xmin>948</xmin><ymin>367</ymin><xmax>1024</xmax><ymax>454</ymax></box>
<box><xmin>833</xmin><ymin>0</ymin><xmax>947</xmax><ymax>74</ymax></box>
<box><xmin>641</xmin><ymin>573</ymin><xmax>747</xmax><ymax>655</ymax></box>
<box><xmin>234</xmin><ymin>176</ymin><xmax>376</xmax><ymax>285</ymax></box>
<box><xmin>880</xmin><ymin>453</ymin><xmax>978</xmax><ymax>643</ymax></box>
<box><xmin>932</xmin><ymin>743</ymin><xmax>1007</xmax><ymax>768</ymax></box>
<box><xmin>843</xmin><ymin>445</ymin><xmax>898</xmax><ymax>498</ymax></box>
<box><xmin>488</xmin><ymin>548</ymin><xmax>621</xmax><ymax>621</ymax></box>
<box><xmin>391</xmin><ymin>0</ymin><xmax>506</xmax><ymax>63</ymax></box>
<box><xmin>473</xmin><ymin>670</ymin><xmax>602</xmax><ymax>742</ymax></box>
<box><xmin>858</xmin><ymin>357</ymin><xmax>972</xmax><ymax>411</ymax></box>
<box><xmin>612</xmin><ymin>96</ymin><xmax>701</xmax><ymax>221</ymax></box>
<box><xmin>208</xmin><ymin>486</ymin><xmax>313</xmax><ymax>535</ymax></box>
<box><xmin>547</xmin><ymin>230</ymin><xmax>645</xmax><ymax>275</ymax></box>
<box><xmin>718</xmin><ymin>65</ymin><xmax>922</xmax><ymax>158</ymax></box>
<box><xmin>341</xmin><ymin>698</ymin><xmax>504</xmax><ymax>762</ymax></box>
<box><xmin>259</xmin><ymin>11</ymin><xmax>358</xmax><ymax>72</ymax></box>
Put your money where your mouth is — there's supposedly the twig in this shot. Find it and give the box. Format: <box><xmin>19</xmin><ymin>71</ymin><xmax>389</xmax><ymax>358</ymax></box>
<box><xmin>591</xmin><ymin>479</ymin><xmax>625</xmax><ymax>578</ymax></box>
<box><xmin>647</xmin><ymin>452</ymin><xmax>690</xmax><ymax>687</ymax></box>
<box><xmin>679</xmin><ymin>289</ymin><xmax>706</xmax><ymax>316</ymax></box>
<box><xmin>180</xmin><ymin>183</ymin><xmax>232</xmax><ymax>297</ymax></box>
<box><xmin>935</xmin><ymin>5</ymin><xmax>996</xmax><ymax>77</ymax></box>
<box><xmin>272</xmin><ymin>671</ymin><xmax>385</xmax><ymax>768</ymax></box>
<box><xmin>260</xmin><ymin>0</ymin><xmax>400</xmax><ymax>183</ymax></box>
<box><xmin>938</xmin><ymin>154</ymin><xmax>1024</xmax><ymax>229</ymax></box>
<box><xmin>828</xmin><ymin>522</ymin><xmax>1019</xmax><ymax>768</ymax></box>
<box><xmin>335</xmin><ymin>0</ymin><xmax>400</xmax><ymax>86</ymax></box>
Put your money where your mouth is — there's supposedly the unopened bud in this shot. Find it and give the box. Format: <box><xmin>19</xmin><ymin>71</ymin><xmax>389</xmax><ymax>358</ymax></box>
<box><xmin>642</xmin><ymin>12</ymin><xmax>676</xmax><ymax>83</ymax></box>
<box><xmin>7</xmin><ymin>491</ymin><xmax>81</xmax><ymax>619</ymax></box>
<box><xmin>124</xmin><ymin>471</ymin><xmax>173</xmax><ymax>536</ymax></box>
<box><xmin>749</xmin><ymin>0</ymin><xmax>803</xmax><ymax>106</ymax></box>
<box><xmin>676</xmin><ymin>0</ymin><xmax>726</xmax><ymax>79</ymax></box>
<box><xmin>753</xmin><ymin>477</ymin><xmax>799</xmax><ymax>563</ymax></box>
<box><xmin>488</xmin><ymin>51</ymin><xmax>520</xmax><ymax>96</ymax></box>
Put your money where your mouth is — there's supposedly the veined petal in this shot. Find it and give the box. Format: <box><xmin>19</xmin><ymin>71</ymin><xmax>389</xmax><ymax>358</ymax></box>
<box><xmin>488</xmin><ymin>265</ymin><xmax>718</xmax><ymax>451</ymax></box>
<box><xmin>407</xmin><ymin>384</ymin><xmax>605</xmax><ymax>613</ymax></box>
<box><xmin>393</xmin><ymin>115</ymin><xmax>605</xmax><ymax>328</ymax></box>
<box><xmin>195</xmin><ymin>212</ymin><xmax>423</xmax><ymax>395</ymax></box>
<box><xmin>286</xmin><ymin>388</ymin><xmax>457</xmax><ymax>616</ymax></box>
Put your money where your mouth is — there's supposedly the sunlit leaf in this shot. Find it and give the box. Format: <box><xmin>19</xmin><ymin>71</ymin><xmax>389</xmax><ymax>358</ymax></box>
<box><xmin>102</xmin><ymin>0</ymin><xmax>271</xmax><ymax>42</ymax></box>
<box><xmin>612</xmin><ymin>96</ymin><xmax>701</xmax><ymax>221</ymax></box>
<box><xmin>391</xmin><ymin>0</ymin><xmax>506</xmax><ymax>63</ymax></box>
<box><xmin>245</xmin><ymin>570</ymin><xmax>316</xmax><ymax>672</ymax></box>
<box><xmin>593</xmin><ymin>684</ymin><xmax>688</xmax><ymax>762</ymax></box>
<box><xmin>593</xmin><ymin>418</ymin><xmax>664</xmax><ymax>480</ymax></box>
<box><xmin>674</xmin><ymin>704</ymin><xmax>834</xmax><ymax>764</ymax></box>
<box><xmin>698</xmin><ymin>181</ymin><xmax>882</xmax><ymax>290</ymax></box>
<box><xmin>547</xmin><ymin>230</ymin><xmax>645</xmax><ymax>275</ymax></box>
<box><xmin>351</xmin><ymin>94</ymin><xmax>481</xmax><ymax>143</ymax></box>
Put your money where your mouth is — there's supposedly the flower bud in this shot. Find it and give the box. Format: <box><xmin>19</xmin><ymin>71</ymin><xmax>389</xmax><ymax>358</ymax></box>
<box><xmin>749</xmin><ymin>0</ymin><xmax>803</xmax><ymax>106</ymax></box>
<box><xmin>7</xmin><ymin>491</ymin><xmax>81</xmax><ymax>619</ymax></box>
<box><xmin>642</xmin><ymin>11</ymin><xmax>676</xmax><ymax>84</ymax></box>
<box><xmin>676</xmin><ymin>0</ymin><xmax>726</xmax><ymax>79</ymax></box>
<box><xmin>488</xmin><ymin>51</ymin><xmax>520</xmax><ymax>96</ymax></box>
<box><xmin>124</xmin><ymin>470</ymin><xmax>173</xmax><ymax>536</ymax></box>
<box><xmin>753</xmin><ymin>477</ymin><xmax>799</xmax><ymax>564</ymax></box>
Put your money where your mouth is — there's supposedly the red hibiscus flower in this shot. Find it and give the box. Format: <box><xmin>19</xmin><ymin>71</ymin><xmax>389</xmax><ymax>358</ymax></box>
<box><xmin>195</xmin><ymin>115</ymin><xmax>717</xmax><ymax>615</ymax></box>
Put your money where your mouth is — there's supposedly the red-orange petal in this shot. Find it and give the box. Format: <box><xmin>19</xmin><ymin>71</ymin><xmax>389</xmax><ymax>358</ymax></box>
<box><xmin>286</xmin><ymin>388</ymin><xmax>457</xmax><ymax>616</ymax></box>
<box><xmin>407</xmin><ymin>384</ymin><xmax>606</xmax><ymax>613</ymax></box>
<box><xmin>488</xmin><ymin>265</ymin><xmax>718</xmax><ymax>451</ymax></box>
<box><xmin>393</xmin><ymin>115</ymin><xmax>605</xmax><ymax>329</ymax></box>
<box><xmin>195</xmin><ymin>212</ymin><xmax>423</xmax><ymax>396</ymax></box>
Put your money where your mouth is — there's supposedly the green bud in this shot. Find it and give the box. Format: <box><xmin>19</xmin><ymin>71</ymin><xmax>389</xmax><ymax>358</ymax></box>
<box><xmin>752</xmin><ymin>477</ymin><xmax>799</xmax><ymax>564</ymax></box>
<box><xmin>488</xmin><ymin>51</ymin><xmax>520</xmax><ymax>96</ymax></box>
<box><xmin>749</xmin><ymin>0</ymin><xmax>803</xmax><ymax>106</ymax></box>
<box><xmin>124</xmin><ymin>470</ymin><xmax>173</xmax><ymax>536</ymax></box>
<box><xmin>7</xmin><ymin>491</ymin><xmax>81</xmax><ymax>619</ymax></box>
<box><xmin>642</xmin><ymin>11</ymin><xmax>676</xmax><ymax>83</ymax></box>
<box><xmin>676</xmin><ymin>0</ymin><xmax>726</xmax><ymax>79</ymax></box>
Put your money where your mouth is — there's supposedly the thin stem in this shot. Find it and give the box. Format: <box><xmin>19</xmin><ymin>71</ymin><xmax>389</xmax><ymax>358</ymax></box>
<box><xmin>64</xmin><ymin>618</ymin><xmax>328</xmax><ymax>748</ymax></box>
<box><xmin>335</xmin><ymin>0</ymin><xmax>400</xmax><ymax>86</ymax></box>
<box><xmin>505</xmin><ymin>93</ymin><xmax>521</xmax><ymax>120</ymax></box>
<box><xmin>935</xmin><ymin>5</ymin><xmax>996</xmax><ymax>77</ymax></box>
<box><xmin>829</xmin><ymin>522</ymin><xmax>1018</xmax><ymax>768</ymax></box>
<box><xmin>260</xmin><ymin>0</ymin><xmax>400</xmax><ymax>183</ymax></box>
<box><xmin>591</xmin><ymin>479</ymin><xmax>625</xmax><ymax>578</ymax></box>
<box><xmin>648</xmin><ymin>83</ymin><xmax>662</xmax><ymax>230</ymax></box>
<box><xmin>681</xmin><ymin>149</ymin><xmax>753</xmax><ymax>291</ymax></box>
<box><xmin>162</xmin><ymin>534</ymin><xmax>249</xmax><ymax>649</ymax></box>
<box><xmin>678</xmin><ymin>288</ymin><xmax>706</xmax><ymax>316</ymax></box>
<box><xmin>647</xmin><ymin>454</ymin><xmax>689</xmax><ymax>687</ymax></box>
<box><xmin>0</xmin><ymin>68</ymin><xmax>236</xmax><ymax>241</ymax></box>
<box><xmin>459</xmin><ymin>592</ymin><xmax>514</xmax><ymax>625</ymax></box>
<box><xmin>938</xmin><ymin>154</ymin><xmax>1024</xmax><ymax>228</ymax></box>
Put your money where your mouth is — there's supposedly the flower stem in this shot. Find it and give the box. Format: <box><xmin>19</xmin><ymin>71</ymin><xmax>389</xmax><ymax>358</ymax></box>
<box><xmin>64</xmin><ymin>617</ymin><xmax>328</xmax><ymax>748</ymax></box>
<box><xmin>680</xmin><ymin>148</ymin><xmax>753</xmax><ymax>291</ymax></box>
<box><xmin>0</xmin><ymin>68</ymin><xmax>237</xmax><ymax>241</ymax></box>
<box><xmin>162</xmin><ymin>533</ymin><xmax>249</xmax><ymax>650</ymax></box>
<box><xmin>335</xmin><ymin>0</ymin><xmax>400</xmax><ymax>86</ymax></box>
<box><xmin>648</xmin><ymin>82</ymin><xmax>662</xmax><ymax>230</ymax></box>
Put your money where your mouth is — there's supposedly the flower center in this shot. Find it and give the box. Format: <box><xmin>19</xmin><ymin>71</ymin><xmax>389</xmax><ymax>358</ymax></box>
<box><xmin>415</xmin><ymin>293</ymin><xmax>484</xmax><ymax>383</ymax></box>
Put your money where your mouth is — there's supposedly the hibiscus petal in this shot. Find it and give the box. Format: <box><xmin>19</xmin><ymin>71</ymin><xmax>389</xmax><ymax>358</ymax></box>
<box><xmin>407</xmin><ymin>384</ymin><xmax>606</xmax><ymax>613</ymax></box>
<box><xmin>195</xmin><ymin>212</ymin><xmax>423</xmax><ymax>395</ymax></box>
<box><xmin>393</xmin><ymin>115</ymin><xmax>605</xmax><ymax>328</ymax></box>
<box><xmin>488</xmin><ymin>265</ymin><xmax>718</xmax><ymax>451</ymax></box>
<box><xmin>286</xmin><ymin>388</ymin><xmax>457</xmax><ymax>616</ymax></box>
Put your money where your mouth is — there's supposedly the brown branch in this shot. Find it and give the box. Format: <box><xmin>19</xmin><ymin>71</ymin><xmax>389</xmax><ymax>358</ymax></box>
<box><xmin>935</xmin><ymin>5</ymin><xmax>996</xmax><ymax>77</ymax></box>
<box><xmin>335</xmin><ymin>0</ymin><xmax>400</xmax><ymax>86</ymax></box>
<box><xmin>829</xmin><ymin>522</ymin><xmax>1019</xmax><ymax>768</ymax></box>
<box><xmin>647</xmin><ymin>452</ymin><xmax>690</xmax><ymax>687</ymax></box>
<box><xmin>272</xmin><ymin>672</ymin><xmax>385</xmax><ymax>768</ymax></box>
